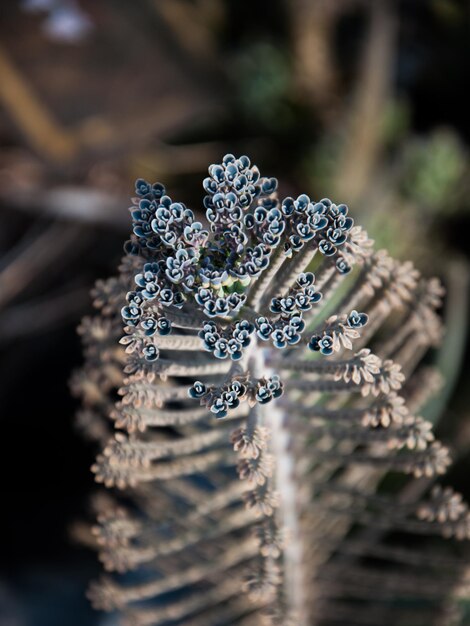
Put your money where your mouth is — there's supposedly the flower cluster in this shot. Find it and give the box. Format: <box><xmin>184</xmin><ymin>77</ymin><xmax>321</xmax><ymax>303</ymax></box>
<box><xmin>255</xmin><ymin>273</ymin><xmax>322</xmax><ymax>349</ymax></box>
<box><xmin>254</xmin><ymin>375</ymin><xmax>283</xmax><ymax>404</ymax></box>
<box><xmin>228</xmin><ymin>242</ymin><xmax>272</xmax><ymax>282</ymax></box>
<box><xmin>128</xmin><ymin>179</ymin><xmax>166</xmax><ymax>250</ymax></box>
<box><xmin>256</xmin><ymin>314</ymin><xmax>306</xmax><ymax>349</ymax></box>
<box><xmin>198</xmin><ymin>320</ymin><xmax>255</xmax><ymax>360</ymax></box>
<box><xmin>124</xmin><ymin>156</ymin><xmax>355</xmax><ymax>336</ymax></box>
<box><xmin>244</xmin><ymin>203</ymin><xmax>285</xmax><ymax>247</ymax></box>
<box><xmin>195</xmin><ymin>288</ymin><xmax>246</xmax><ymax>318</ymax></box>
<box><xmin>121</xmin><ymin>262</ymin><xmax>186</xmax><ymax>328</ymax></box>
<box><xmin>188</xmin><ymin>378</ymin><xmax>248</xmax><ymax>419</ymax></box>
<box><xmin>121</xmin><ymin>155</ymin><xmax>357</xmax><ymax>373</ymax></box>
<box><xmin>197</xmin><ymin>154</ymin><xmax>285</xmax><ymax>291</ymax></box>
<box><xmin>139</xmin><ymin>311</ymin><xmax>172</xmax><ymax>338</ymax></box>
<box><xmin>140</xmin><ymin>311</ymin><xmax>172</xmax><ymax>362</ymax></box>
<box><xmin>121</xmin><ymin>290</ymin><xmax>145</xmax><ymax>327</ymax></box>
<box><xmin>270</xmin><ymin>272</ymin><xmax>321</xmax><ymax>315</ymax></box>
<box><xmin>120</xmin><ymin>300</ymin><xmax>173</xmax><ymax>363</ymax></box>
<box><xmin>308</xmin><ymin>333</ymin><xmax>335</xmax><ymax>356</ymax></box>
<box><xmin>203</xmin><ymin>154</ymin><xmax>277</xmax><ymax>229</ymax></box>
<box><xmin>125</xmin><ymin>187</ymin><xmax>208</xmax><ymax>331</ymax></box>
<box><xmin>130</xmin><ymin>180</ymin><xmax>209</xmax><ymax>253</ymax></box>
<box><xmin>121</xmin><ymin>280</ymin><xmax>177</xmax><ymax>330</ymax></box>
<box><xmin>188</xmin><ymin>375</ymin><xmax>284</xmax><ymax>419</ymax></box>
<box><xmin>308</xmin><ymin>309</ymin><xmax>368</xmax><ymax>355</ymax></box>
<box><xmin>279</xmin><ymin>196</ymin><xmax>354</xmax><ymax>258</ymax></box>
<box><xmin>122</xmin><ymin>157</ymin><xmax>282</xmax><ymax>343</ymax></box>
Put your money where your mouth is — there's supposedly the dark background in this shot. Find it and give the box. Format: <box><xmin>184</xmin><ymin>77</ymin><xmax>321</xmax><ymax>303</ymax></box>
<box><xmin>0</xmin><ymin>1</ymin><xmax>469</xmax><ymax>624</ymax></box>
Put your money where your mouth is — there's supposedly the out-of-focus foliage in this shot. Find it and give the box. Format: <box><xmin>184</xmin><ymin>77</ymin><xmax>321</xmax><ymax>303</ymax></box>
<box><xmin>400</xmin><ymin>130</ymin><xmax>467</xmax><ymax>214</ymax></box>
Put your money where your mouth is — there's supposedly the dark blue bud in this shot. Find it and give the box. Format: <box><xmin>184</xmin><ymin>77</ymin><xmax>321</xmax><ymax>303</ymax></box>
<box><xmin>141</xmin><ymin>316</ymin><xmax>158</xmax><ymax>336</ymax></box>
<box><xmin>143</xmin><ymin>344</ymin><xmax>159</xmax><ymax>362</ymax></box>
<box><xmin>318</xmin><ymin>335</ymin><xmax>334</xmax><ymax>356</ymax></box>
<box><xmin>336</xmin><ymin>256</ymin><xmax>352</xmax><ymax>274</ymax></box>
<box><xmin>272</xmin><ymin>328</ymin><xmax>287</xmax><ymax>349</ymax></box>
<box><xmin>281</xmin><ymin>197</ymin><xmax>295</xmax><ymax>216</ymax></box>
<box><xmin>270</xmin><ymin>298</ymin><xmax>283</xmax><ymax>314</ymax></box>
<box><xmin>347</xmin><ymin>310</ymin><xmax>368</xmax><ymax>329</ymax></box>
<box><xmin>188</xmin><ymin>380</ymin><xmax>207</xmax><ymax>399</ymax></box>
<box><xmin>157</xmin><ymin>317</ymin><xmax>172</xmax><ymax>335</ymax></box>
<box><xmin>308</xmin><ymin>335</ymin><xmax>322</xmax><ymax>352</ymax></box>
<box><xmin>294</xmin><ymin>194</ymin><xmax>310</xmax><ymax>212</ymax></box>
<box><xmin>261</xmin><ymin>177</ymin><xmax>278</xmax><ymax>195</ymax></box>
<box><xmin>319</xmin><ymin>239</ymin><xmax>336</xmax><ymax>257</ymax></box>
<box><xmin>230</xmin><ymin>380</ymin><xmax>247</xmax><ymax>396</ymax></box>
<box><xmin>135</xmin><ymin>178</ymin><xmax>152</xmax><ymax>197</ymax></box>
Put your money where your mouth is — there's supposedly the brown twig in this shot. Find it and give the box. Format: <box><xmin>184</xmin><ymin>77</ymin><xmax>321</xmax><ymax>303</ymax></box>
<box><xmin>334</xmin><ymin>0</ymin><xmax>397</xmax><ymax>202</ymax></box>
<box><xmin>0</xmin><ymin>44</ymin><xmax>78</xmax><ymax>163</ymax></box>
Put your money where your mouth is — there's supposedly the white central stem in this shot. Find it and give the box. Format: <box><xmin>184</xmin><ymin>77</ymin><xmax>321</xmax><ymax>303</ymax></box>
<box><xmin>249</xmin><ymin>343</ymin><xmax>307</xmax><ymax>624</ymax></box>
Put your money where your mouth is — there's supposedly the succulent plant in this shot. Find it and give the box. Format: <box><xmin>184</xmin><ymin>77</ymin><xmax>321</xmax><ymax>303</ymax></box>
<box><xmin>73</xmin><ymin>155</ymin><xmax>469</xmax><ymax>626</ymax></box>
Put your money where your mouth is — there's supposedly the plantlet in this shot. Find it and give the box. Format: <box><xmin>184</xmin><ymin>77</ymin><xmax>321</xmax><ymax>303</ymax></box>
<box><xmin>73</xmin><ymin>155</ymin><xmax>470</xmax><ymax>626</ymax></box>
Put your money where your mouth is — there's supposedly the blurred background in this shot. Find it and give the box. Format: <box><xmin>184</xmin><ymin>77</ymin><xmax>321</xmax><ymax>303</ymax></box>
<box><xmin>0</xmin><ymin>1</ymin><xmax>469</xmax><ymax>624</ymax></box>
